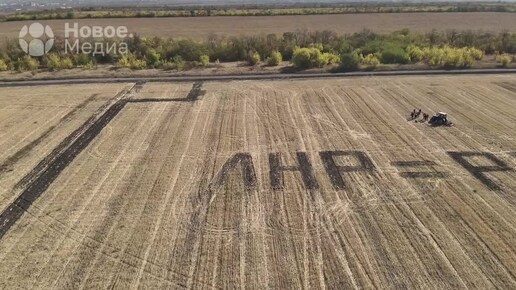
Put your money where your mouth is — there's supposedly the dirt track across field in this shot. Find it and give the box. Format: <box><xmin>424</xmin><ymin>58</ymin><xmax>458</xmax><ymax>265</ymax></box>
<box><xmin>0</xmin><ymin>75</ymin><xmax>515</xmax><ymax>288</ymax></box>
<box><xmin>1</xmin><ymin>12</ymin><xmax>516</xmax><ymax>42</ymax></box>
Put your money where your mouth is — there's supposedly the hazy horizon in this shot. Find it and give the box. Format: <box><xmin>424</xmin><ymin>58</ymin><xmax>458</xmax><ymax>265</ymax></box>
<box><xmin>4</xmin><ymin>0</ymin><xmax>516</xmax><ymax>4</ymax></box>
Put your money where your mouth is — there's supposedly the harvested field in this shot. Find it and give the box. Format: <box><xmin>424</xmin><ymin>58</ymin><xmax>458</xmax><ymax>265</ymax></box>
<box><xmin>0</xmin><ymin>75</ymin><xmax>515</xmax><ymax>288</ymax></box>
<box><xmin>0</xmin><ymin>83</ymin><xmax>133</xmax><ymax>213</ymax></box>
<box><xmin>1</xmin><ymin>12</ymin><xmax>516</xmax><ymax>42</ymax></box>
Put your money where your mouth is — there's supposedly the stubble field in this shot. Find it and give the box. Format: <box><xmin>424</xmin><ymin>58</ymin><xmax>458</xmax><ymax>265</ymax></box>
<box><xmin>0</xmin><ymin>75</ymin><xmax>515</xmax><ymax>289</ymax></box>
<box><xmin>1</xmin><ymin>12</ymin><xmax>516</xmax><ymax>42</ymax></box>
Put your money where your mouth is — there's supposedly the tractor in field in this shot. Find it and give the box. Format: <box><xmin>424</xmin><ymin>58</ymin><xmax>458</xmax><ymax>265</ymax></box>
<box><xmin>429</xmin><ymin>112</ymin><xmax>453</xmax><ymax>126</ymax></box>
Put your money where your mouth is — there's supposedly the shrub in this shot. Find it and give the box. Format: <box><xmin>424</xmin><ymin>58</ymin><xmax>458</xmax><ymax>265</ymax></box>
<box><xmin>160</xmin><ymin>55</ymin><xmax>186</xmax><ymax>71</ymax></box>
<box><xmin>199</xmin><ymin>54</ymin><xmax>210</xmax><ymax>66</ymax></box>
<box><xmin>407</xmin><ymin>45</ymin><xmax>424</xmax><ymax>62</ymax></box>
<box><xmin>117</xmin><ymin>53</ymin><xmax>147</xmax><ymax>69</ymax></box>
<box><xmin>291</xmin><ymin>47</ymin><xmax>334</xmax><ymax>69</ymax></box>
<box><xmin>441</xmin><ymin>49</ymin><xmax>472</xmax><ymax>68</ymax></box>
<box><xmin>423</xmin><ymin>47</ymin><xmax>445</xmax><ymax>66</ymax></box>
<box><xmin>324</xmin><ymin>52</ymin><xmax>341</xmax><ymax>65</ymax></box>
<box><xmin>291</xmin><ymin>47</ymin><xmax>314</xmax><ymax>68</ymax></box>
<box><xmin>496</xmin><ymin>53</ymin><xmax>512</xmax><ymax>67</ymax></box>
<box><xmin>60</xmin><ymin>57</ymin><xmax>74</xmax><ymax>70</ymax></box>
<box><xmin>466</xmin><ymin>47</ymin><xmax>484</xmax><ymax>60</ymax></box>
<box><xmin>336</xmin><ymin>39</ymin><xmax>353</xmax><ymax>54</ymax></box>
<box><xmin>0</xmin><ymin>59</ymin><xmax>7</xmax><ymax>71</ymax></box>
<box><xmin>247</xmin><ymin>50</ymin><xmax>261</xmax><ymax>66</ymax></box>
<box><xmin>266</xmin><ymin>50</ymin><xmax>282</xmax><ymax>66</ymax></box>
<box><xmin>381</xmin><ymin>46</ymin><xmax>410</xmax><ymax>64</ymax></box>
<box><xmin>361</xmin><ymin>53</ymin><xmax>381</xmax><ymax>68</ymax></box>
<box><xmin>161</xmin><ymin>61</ymin><xmax>175</xmax><ymax>70</ymax></box>
<box><xmin>146</xmin><ymin>49</ymin><xmax>161</xmax><ymax>67</ymax></box>
<box><xmin>338</xmin><ymin>52</ymin><xmax>361</xmax><ymax>71</ymax></box>
<box><xmin>44</xmin><ymin>54</ymin><xmax>74</xmax><ymax>71</ymax></box>
<box><xmin>422</xmin><ymin>46</ymin><xmax>479</xmax><ymax>68</ymax></box>
<box><xmin>172</xmin><ymin>55</ymin><xmax>185</xmax><ymax>70</ymax></box>
<box><xmin>74</xmin><ymin>53</ymin><xmax>94</xmax><ymax>67</ymax></box>
<box><xmin>13</xmin><ymin>56</ymin><xmax>39</xmax><ymax>72</ymax></box>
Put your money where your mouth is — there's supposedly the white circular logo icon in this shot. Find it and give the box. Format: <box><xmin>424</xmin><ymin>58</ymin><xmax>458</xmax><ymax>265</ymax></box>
<box><xmin>19</xmin><ymin>23</ymin><xmax>54</xmax><ymax>56</ymax></box>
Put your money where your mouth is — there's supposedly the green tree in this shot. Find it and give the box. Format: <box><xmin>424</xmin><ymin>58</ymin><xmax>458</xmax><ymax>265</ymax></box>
<box><xmin>381</xmin><ymin>46</ymin><xmax>410</xmax><ymax>64</ymax></box>
<box><xmin>146</xmin><ymin>49</ymin><xmax>161</xmax><ymax>67</ymax></box>
<box><xmin>338</xmin><ymin>52</ymin><xmax>361</xmax><ymax>72</ymax></box>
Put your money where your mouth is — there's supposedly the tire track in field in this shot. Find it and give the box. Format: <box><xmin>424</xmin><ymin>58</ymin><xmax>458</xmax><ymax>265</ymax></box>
<box><xmin>13</xmin><ymin>87</ymin><xmax>131</xmax><ymax>191</ymax></box>
<box><xmin>70</xmin><ymin>103</ymin><xmax>172</xmax><ymax>289</ymax></box>
<box><xmin>387</xmin><ymin>82</ymin><xmax>516</xmax><ymax>285</ymax></box>
<box><xmin>81</xmin><ymin>88</ymin><xmax>186</xmax><ymax>288</ymax></box>
<box><xmin>305</xmin><ymin>88</ymin><xmax>381</xmax><ymax>289</ymax></box>
<box><xmin>0</xmin><ymin>93</ymin><xmax>100</xmax><ymax>177</ymax></box>
<box><xmin>324</xmin><ymin>86</ymin><xmax>429</xmax><ymax>288</ymax></box>
<box><xmin>0</xmin><ymin>91</ymin><xmax>139</xmax><ymax>274</ymax></box>
<box><xmin>0</xmin><ymin>85</ymin><xmax>135</xmax><ymax>240</ymax></box>
<box><xmin>0</xmin><ymin>85</ymin><xmax>139</xmax><ymax>286</ymax></box>
<box><xmin>291</xmin><ymin>87</ymin><xmax>360</xmax><ymax>289</ymax></box>
<box><xmin>247</xmin><ymin>88</ymin><xmax>271</xmax><ymax>289</ymax></box>
<box><xmin>345</xmin><ymin>85</ymin><xmax>485</xmax><ymax>286</ymax></box>
<box><xmin>352</xmin><ymin>84</ymin><xmax>482</xmax><ymax>285</ymax></box>
<box><xmin>132</xmin><ymin>86</ymin><xmax>209</xmax><ymax>289</ymax></box>
<box><xmin>22</xmin><ymin>108</ymin><xmax>142</xmax><ymax>288</ymax></box>
<box><xmin>320</xmin><ymin>84</ymin><xmax>467</xmax><ymax>287</ymax></box>
<box><xmin>173</xmin><ymin>97</ymin><xmax>223</xmax><ymax>289</ymax></box>
<box><xmin>189</xmin><ymin>92</ymin><xmax>240</xmax><ymax>289</ymax></box>
<box><xmin>0</xmin><ymin>106</ymin><xmax>59</xmax><ymax>147</ymax></box>
<box><xmin>390</xmin><ymin>81</ymin><xmax>516</xmax><ymax>270</ymax></box>
<box><xmin>5</xmin><ymin>102</ymin><xmax>155</xmax><ymax>288</ymax></box>
<box><xmin>265</xmin><ymin>88</ymin><xmax>308</xmax><ymax>289</ymax></box>
<box><xmin>395</xmin><ymin>81</ymin><xmax>516</xmax><ymax>216</ymax></box>
<box><xmin>245</xmin><ymin>86</ymin><xmax>303</xmax><ymax>289</ymax></box>
<box><xmin>158</xmin><ymin>95</ymin><xmax>218</xmax><ymax>287</ymax></box>
<box><xmin>283</xmin><ymin>92</ymin><xmax>320</xmax><ymax>290</ymax></box>
<box><xmin>342</xmin><ymin>84</ymin><xmax>514</xmax><ymax>287</ymax></box>
<box><xmin>344</xmin><ymin>87</ymin><xmax>434</xmax><ymax>286</ymax></box>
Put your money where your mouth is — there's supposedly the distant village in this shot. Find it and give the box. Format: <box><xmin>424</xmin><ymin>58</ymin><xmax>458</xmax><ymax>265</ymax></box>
<box><xmin>0</xmin><ymin>1</ymin><xmax>74</xmax><ymax>12</ymax></box>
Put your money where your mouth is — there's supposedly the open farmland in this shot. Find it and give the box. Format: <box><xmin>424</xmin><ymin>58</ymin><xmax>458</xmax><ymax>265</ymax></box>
<box><xmin>1</xmin><ymin>12</ymin><xmax>516</xmax><ymax>42</ymax></box>
<box><xmin>0</xmin><ymin>83</ymin><xmax>133</xmax><ymax>214</ymax></box>
<box><xmin>0</xmin><ymin>75</ymin><xmax>515</xmax><ymax>288</ymax></box>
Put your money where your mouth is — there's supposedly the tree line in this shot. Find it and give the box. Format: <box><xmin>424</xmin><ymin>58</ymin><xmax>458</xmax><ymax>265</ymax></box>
<box><xmin>1</xmin><ymin>29</ymin><xmax>515</xmax><ymax>72</ymax></box>
<box><xmin>3</xmin><ymin>3</ymin><xmax>516</xmax><ymax>22</ymax></box>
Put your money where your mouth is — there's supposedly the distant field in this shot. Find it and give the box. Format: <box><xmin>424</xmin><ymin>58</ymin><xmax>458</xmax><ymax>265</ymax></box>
<box><xmin>0</xmin><ymin>75</ymin><xmax>515</xmax><ymax>288</ymax></box>
<box><xmin>0</xmin><ymin>12</ymin><xmax>515</xmax><ymax>42</ymax></box>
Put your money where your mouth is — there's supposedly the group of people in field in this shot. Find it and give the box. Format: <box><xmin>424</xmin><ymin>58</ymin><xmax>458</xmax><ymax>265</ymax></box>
<box><xmin>410</xmin><ymin>109</ymin><xmax>430</xmax><ymax>122</ymax></box>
